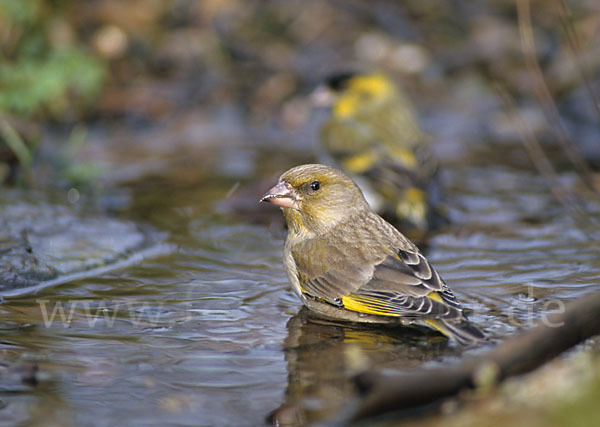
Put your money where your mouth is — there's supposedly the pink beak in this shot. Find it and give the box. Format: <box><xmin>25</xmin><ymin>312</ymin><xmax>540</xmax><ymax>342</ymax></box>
<box><xmin>260</xmin><ymin>181</ymin><xmax>300</xmax><ymax>210</ymax></box>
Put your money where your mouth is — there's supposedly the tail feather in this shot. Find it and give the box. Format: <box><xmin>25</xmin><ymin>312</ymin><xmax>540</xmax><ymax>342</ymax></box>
<box><xmin>425</xmin><ymin>318</ymin><xmax>486</xmax><ymax>346</ymax></box>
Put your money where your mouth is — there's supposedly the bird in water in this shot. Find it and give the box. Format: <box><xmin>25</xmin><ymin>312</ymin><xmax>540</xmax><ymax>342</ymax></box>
<box><xmin>261</xmin><ymin>164</ymin><xmax>484</xmax><ymax>345</ymax></box>
<box><xmin>314</xmin><ymin>72</ymin><xmax>442</xmax><ymax>242</ymax></box>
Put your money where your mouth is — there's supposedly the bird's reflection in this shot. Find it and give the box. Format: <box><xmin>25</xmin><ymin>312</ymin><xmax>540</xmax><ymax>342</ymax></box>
<box><xmin>269</xmin><ymin>307</ymin><xmax>456</xmax><ymax>425</ymax></box>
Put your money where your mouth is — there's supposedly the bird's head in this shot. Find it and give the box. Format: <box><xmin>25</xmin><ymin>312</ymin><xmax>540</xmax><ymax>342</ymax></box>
<box><xmin>260</xmin><ymin>164</ymin><xmax>369</xmax><ymax>236</ymax></box>
<box><xmin>322</xmin><ymin>72</ymin><xmax>397</xmax><ymax>119</ymax></box>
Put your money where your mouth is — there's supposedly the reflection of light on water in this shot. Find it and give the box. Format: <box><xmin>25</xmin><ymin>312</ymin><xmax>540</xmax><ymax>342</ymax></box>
<box><xmin>3</xmin><ymin>165</ymin><xmax>599</xmax><ymax>426</ymax></box>
<box><xmin>2</xmin><ymin>154</ymin><xmax>599</xmax><ymax>426</ymax></box>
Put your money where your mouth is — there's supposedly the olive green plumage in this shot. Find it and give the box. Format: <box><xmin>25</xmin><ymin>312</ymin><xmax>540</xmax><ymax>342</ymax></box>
<box><xmin>317</xmin><ymin>72</ymin><xmax>440</xmax><ymax>240</ymax></box>
<box><xmin>261</xmin><ymin>164</ymin><xmax>484</xmax><ymax>345</ymax></box>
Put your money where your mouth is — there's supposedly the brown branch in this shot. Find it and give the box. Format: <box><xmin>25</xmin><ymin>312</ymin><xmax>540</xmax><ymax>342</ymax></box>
<box><xmin>349</xmin><ymin>290</ymin><xmax>600</xmax><ymax>422</ymax></box>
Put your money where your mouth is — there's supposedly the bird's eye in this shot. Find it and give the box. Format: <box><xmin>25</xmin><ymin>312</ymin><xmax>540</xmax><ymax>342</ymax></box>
<box><xmin>309</xmin><ymin>181</ymin><xmax>321</xmax><ymax>191</ymax></box>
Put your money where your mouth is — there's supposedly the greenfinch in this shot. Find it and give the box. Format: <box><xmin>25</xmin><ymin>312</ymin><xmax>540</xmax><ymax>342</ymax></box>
<box><xmin>316</xmin><ymin>72</ymin><xmax>440</xmax><ymax>240</ymax></box>
<box><xmin>261</xmin><ymin>164</ymin><xmax>484</xmax><ymax>345</ymax></box>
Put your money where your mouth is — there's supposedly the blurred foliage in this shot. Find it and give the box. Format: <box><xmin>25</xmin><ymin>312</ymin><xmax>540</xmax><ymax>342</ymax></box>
<box><xmin>0</xmin><ymin>0</ymin><xmax>105</xmax><ymax>185</ymax></box>
<box><xmin>0</xmin><ymin>49</ymin><xmax>104</xmax><ymax>116</ymax></box>
<box><xmin>0</xmin><ymin>0</ymin><xmax>105</xmax><ymax>117</ymax></box>
<box><xmin>0</xmin><ymin>0</ymin><xmax>598</xmax><ymax>187</ymax></box>
<box><xmin>59</xmin><ymin>124</ymin><xmax>103</xmax><ymax>187</ymax></box>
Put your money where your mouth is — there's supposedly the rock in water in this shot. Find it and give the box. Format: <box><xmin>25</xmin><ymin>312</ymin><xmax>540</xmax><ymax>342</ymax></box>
<box><xmin>0</xmin><ymin>190</ymin><xmax>169</xmax><ymax>296</ymax></box>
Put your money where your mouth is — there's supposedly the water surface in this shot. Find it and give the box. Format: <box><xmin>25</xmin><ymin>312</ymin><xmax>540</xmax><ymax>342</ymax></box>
<box><xmin>1</xmin><ymin>143</ymin><xmax>599</xmax><ymax>426</ymax></box>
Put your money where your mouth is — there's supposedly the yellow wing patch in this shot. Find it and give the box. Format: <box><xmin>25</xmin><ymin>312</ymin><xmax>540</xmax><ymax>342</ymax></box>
<box><xmin>341</xmin><ymin>295</ymin><xmax>401</xmax><ymax>317</ymax></box>
<box><xmin>341</xmin><ymin>151</ymin><xmax>378</xmax><ymax>174</ymax></box>
<box><xmin>426</xmin><ymin>291</ymin><xmax>443</xmax><ymax>303</ymax></box>
<box><xmin>334</xmin><ymin>94</ymin><xmax>359</xmax><ymax>119</ymax></box>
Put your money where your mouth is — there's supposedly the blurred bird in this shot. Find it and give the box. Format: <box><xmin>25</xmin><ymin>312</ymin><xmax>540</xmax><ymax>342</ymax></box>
<box><xmin>314</xmin><ymin>72</ymin><xmax>441</xmax><ymax>241</ymax></box>
<box><xmin>260</xmin><ymin>164</ymin><xmax>485</xmax><ymax>345</ymax></box>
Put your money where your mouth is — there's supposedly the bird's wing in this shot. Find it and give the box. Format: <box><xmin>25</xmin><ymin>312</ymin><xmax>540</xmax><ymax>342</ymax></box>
<box><xmin>293</xmin><ymin>243</ymin><xmax>464</xmax><ymax>320</ymax></box>
<box><xmin>320</xmin><ymin>120</ymin><xmax>382</xmax><ymax>174</ymax></box>
<box><xmin>321</xmin><ymin>113</ymin><xmax>435</xmax><ymax>185</ymax></box>
<box><xmin>342</xmin><ymin>249</ymin><xmax>464</xmax><ymax>319</ymax></box>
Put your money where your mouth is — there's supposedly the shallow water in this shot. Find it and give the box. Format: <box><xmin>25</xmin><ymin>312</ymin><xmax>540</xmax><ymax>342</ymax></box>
<box><xmin>1</xmin><ymin>140</ymin><xmax>600</xmax><ymax>426</ymax></box>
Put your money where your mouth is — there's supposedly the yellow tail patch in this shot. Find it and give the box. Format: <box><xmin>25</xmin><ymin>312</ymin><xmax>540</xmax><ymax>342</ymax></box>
<box><xmin>396</xmin><ymin>188</ymin><xmax>428</xmax><ymax>227</ymax></box>
<box><xmin>405</xmin><ymin>187</ymin><xmax>426</xmax><ymax>203</ymax></box>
